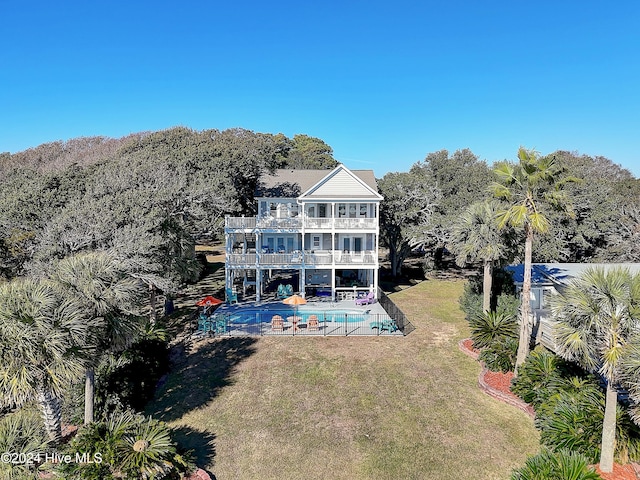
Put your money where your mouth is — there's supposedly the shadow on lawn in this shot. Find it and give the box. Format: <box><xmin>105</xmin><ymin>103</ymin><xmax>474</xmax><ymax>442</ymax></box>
<box><xmin>148</xmin><ymin>336</ymin><xmax>258</xmax><ymax>422</ymax></box>
<box><xmin>171</xmin><ymin>425</ymin><xmax>217</xmax><ymax>475</ymax></box>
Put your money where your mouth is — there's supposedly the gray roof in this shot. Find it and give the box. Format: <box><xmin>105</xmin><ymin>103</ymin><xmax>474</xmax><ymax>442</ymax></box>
<box><xmin>256</xmin><ymin>167</ymin><xmax>379</xmax><ymax>199</ymax></box>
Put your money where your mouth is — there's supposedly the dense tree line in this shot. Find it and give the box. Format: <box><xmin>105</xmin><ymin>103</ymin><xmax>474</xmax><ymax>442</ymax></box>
<box><xmin>0</xmin><ymin>127</ymin><xmax>337</xmax><ymax>282</ymax></box>
<box><xmin>378</xmin><ymin>148</ymin><xmax>639</xmax><ymax>278</ymax></box>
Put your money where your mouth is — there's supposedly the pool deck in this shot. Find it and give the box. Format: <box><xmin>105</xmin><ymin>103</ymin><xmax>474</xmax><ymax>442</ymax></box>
<box><xmin>208</xmin><ymin>297</ymin><xmax>403</xmax><ymax>337</ymax></box>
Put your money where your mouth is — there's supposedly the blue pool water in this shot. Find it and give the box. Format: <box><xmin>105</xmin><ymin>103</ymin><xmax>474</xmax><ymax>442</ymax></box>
<box><xmin>221</xmin><ymin>308</ymin><xmax>369</xmax><ymax>324</ymax></box>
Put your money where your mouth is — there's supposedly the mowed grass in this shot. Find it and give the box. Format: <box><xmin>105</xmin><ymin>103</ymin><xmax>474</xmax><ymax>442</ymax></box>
<box><xmin>147</xmin><ymin>279</ymin><xmax>539</xmax><ymax>480</ymax></box>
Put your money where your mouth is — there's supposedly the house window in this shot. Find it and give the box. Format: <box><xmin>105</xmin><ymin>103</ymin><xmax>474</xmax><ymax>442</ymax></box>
<box><xmin>312</xmin><ymin>235</ymin><xmax>321</xmax><ymax>249</ymax></box>
<box><xmin>360</xmin><ymin>204</ymin><xmax>367</xmax><ymax>217</ymax></box>
<box><xmin>308</xmin><ymin>205</ymin><xmax>316</xmax><ymax>218</ymax></box>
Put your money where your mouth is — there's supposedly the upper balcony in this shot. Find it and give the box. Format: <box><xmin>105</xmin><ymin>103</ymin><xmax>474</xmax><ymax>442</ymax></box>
<box><xmin>225</xmin><ymin>216</ymin><xmax>377</xmax><ymax>231</ymax></box>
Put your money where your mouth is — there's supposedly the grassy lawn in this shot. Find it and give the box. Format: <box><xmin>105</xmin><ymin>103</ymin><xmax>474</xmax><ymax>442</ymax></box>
<box><xmin>148</xmin><ymin>278</ymin><xmax>539</xmax><ymax>480</ymax></box>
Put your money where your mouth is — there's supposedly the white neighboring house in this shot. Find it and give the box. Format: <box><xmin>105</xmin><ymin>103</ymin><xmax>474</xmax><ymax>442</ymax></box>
<box><xmin>224</xmin><ymin>164</ymin><xmax>383</xmax><ymax>302</ymax></box>
<box><xmin>506</xmin><ymin>263</ymin><xmax>640</xmax><ymax>352</ymax></box>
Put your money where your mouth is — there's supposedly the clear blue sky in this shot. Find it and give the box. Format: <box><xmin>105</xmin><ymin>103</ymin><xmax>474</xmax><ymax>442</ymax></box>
<box><xmin>2</xmin><ymin>0</ymin><xmax>639</xmax><ymax>178</ymax></box>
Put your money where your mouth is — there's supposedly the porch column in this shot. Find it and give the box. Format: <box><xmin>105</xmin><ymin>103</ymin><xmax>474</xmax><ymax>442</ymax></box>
<box><xmin>256</xmin><ymin>269</ymin><xmax>262</xmax><ymax>302</ymax></box>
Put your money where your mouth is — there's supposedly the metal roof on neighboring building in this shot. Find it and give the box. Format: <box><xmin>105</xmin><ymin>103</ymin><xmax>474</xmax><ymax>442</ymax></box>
<box><xmin>506</xmin><ymin>263</ymin><xmax>640</xmax><ymax>287</ymax></box>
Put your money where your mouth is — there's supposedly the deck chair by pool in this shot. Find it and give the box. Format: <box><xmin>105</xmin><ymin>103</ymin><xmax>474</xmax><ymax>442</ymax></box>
<box><xmin>226</xmin><ymin>288</ymin><xmax>238</xmax><ymax>304</ymax></box>
<box><xmin>355</xmin><ymin>291</ymin><xmax>375</xmax><ymax>306</ymax></box>
<box><xmin>210</xmin><ymin>314</ymin><xmax>227</xmax><ymax>335</ymax></box>
<box><xmin>271</xmin><ymin>315</ymin><xmax>284</xmax><ymax>332</ymax></box>
<box><xmin>276</xmin><ymin>284</ymin><xmax>287</xmax><ymax>299</ymax></box>
<box><xmin>284</xmin><ymin>284</ymin><xmax>294</xmax><ymax>297</ymax></box>
<box><xmin>197</xmin><ymin>313</ymin><xmax>210</xmax><ymax>332</ymax></box>
<box><xmin>369</xmin><ymin>319</ymin><xmax>398</xmax><ymax>333</ymax></box>
<box><xmin>307</xmin><ymin>314</ymin><xmax>319</xmax><ymax>331</ymax></box>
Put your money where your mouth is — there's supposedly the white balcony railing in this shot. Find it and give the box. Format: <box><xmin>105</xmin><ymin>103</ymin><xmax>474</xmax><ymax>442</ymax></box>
<box><xmin>333</xmin><ymin>218</ymin><xmax>377</xmax><ymax>229</ymax></box>
<box><xmin>226</xmin><ymin>216</ymin><xmax>377</xmax><ymax>230</ymax></box>
<box><xmin>225</xmin><ymin>250</ymin><xmax>377</xmax><ymax>267</ymax></box>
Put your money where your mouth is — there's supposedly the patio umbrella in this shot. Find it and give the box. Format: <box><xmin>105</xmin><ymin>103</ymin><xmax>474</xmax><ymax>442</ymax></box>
<box><xmin>196</xmin><ymin>296</ymin><xmax>223</xmax><ymax>307</ymax></box>
<box><xmin>282</xmin><ymin>294</ymin><xmax>307</xmax><ymax>320</ymax></box>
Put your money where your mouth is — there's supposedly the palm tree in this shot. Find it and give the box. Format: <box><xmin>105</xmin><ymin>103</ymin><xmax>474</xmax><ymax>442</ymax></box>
<box><xmin>48</xmin><ymin>251</ymin><xmax>145</xmax><ymax>424</ymax></box>
<box><xmin>549</xmin><ymin>266</ymin><xmax>640</xmax><ymax>473</ymax></box>
<box><xmin>0</xmin><ymin>278</ymin><xmax>92</xmax><ymax>442</ymax></box>
<box><xmin>490</xmin><ymin>147</ymin><xmax>574</xmax><ymax>371</ymax></box>
<box><xmin>450</xmin><ymin>200</ymin><xmax>509</xmax><ymax>313</ymax></box>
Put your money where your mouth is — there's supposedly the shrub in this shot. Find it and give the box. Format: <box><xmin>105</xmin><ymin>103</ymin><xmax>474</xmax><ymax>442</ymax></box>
<box><xmin>511</xmin><ymin>347</ymin><xmax>584</xmax><ymax>409</ymax></box>
<box><xmin>513</xmin><ymin>347</ymin><xmax>640</xmax><ymax>464</ymax></box>
<box><xmin>478</xmin><ymin>338</ymin><xmax>518</xmax><ymax>373</ymax></box>
<box><xmin>60</xmin><ymin>410</ymin><xmax>193</xmax><ymax>480</ymax></box>
<box><xmin>468</xmin><ymin>310</ymin><xmax>518</xmax><ymax>372</ymax></box>
<box><xmin>468</xmin><ymin>311</ymin><xmax>518</xmax><ymax>349</ymax></box>
<box><xmin>0</xmin><ymin>409</ymin><xmax>50</xmax><ymax>480</ymax></box>
<box><xmin>97</xmin><ymin>338</ymin><xmax>169</xmax><ymax>414</ymax></box>
<box><xmin>511</xmin><ymin>448</ymin><xmax>602</xmax><ymax>480</ymax></box>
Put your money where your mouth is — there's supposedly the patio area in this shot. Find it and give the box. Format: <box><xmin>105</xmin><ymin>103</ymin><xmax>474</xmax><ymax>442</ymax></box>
<box><xmin>195</xmin><ymin>297</ymin><xmax>405</xmax><ymax>337</ymax></box>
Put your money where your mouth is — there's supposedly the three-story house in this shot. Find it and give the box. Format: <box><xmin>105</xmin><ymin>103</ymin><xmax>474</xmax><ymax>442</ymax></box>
<box><xmin>224</xmin><ymin>164</ymin><xmax>383</xmax><ymax>302</ymax></box>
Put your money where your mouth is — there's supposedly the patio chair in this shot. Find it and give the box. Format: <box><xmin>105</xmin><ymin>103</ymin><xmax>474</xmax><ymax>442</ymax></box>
<box><xmin>276</xmin><ymin>284</ymin><xmax>287</xmax><ymax>299</ymax></box>
<box><xmin>225</xmin><ymin>288</ymin><xmax>238</xmax><ymax>304</ymax></box>
<box><xmin>197</xmin><ymin>313</ymin><xmax>210</xmax><ymax>332</ymax></box>
<box><xmin>369</xmin><ymin>319</ymin><xmax>398</xmax><ymax>333</ymax></box>
<box><xmin>307</xmin><ymin>314</ymin><xmax>319</xmax><ymax>331</ymax></box>
<box><xmin>271</xmin><ymin>315</ymin><xmax>284</xmax><ymax>332</ymax></box>
<box><xmin>355</xmin><ymin>291</ymin><xmax>375</xmax><ymax>306</ymax></box>
<box><xmin>210</xmin><ymin>314</ymin><xmax>227</xmax><ymax>335</ymax></box>
<box><xmin>284</xmin><ymin>284</ymin><xmax>294</xmax><ymax>297</ymax></box>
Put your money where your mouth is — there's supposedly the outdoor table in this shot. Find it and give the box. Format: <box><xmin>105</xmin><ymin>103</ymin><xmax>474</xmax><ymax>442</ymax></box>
<box><xmin>287</xmin><ymin>315</ymin><xmax>302</xmax><ymax>332</ymax></box>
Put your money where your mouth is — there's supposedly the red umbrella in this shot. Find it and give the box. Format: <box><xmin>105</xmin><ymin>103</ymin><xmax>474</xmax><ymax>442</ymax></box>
<box><xmin>196</xmin><ymin>296</ymin><xmax>223</xmax><ymax>307</ymax></box>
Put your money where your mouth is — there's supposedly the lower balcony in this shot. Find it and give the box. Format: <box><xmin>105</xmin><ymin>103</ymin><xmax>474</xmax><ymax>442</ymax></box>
<box><xmin>226</xmin><ymin>250</ymin><xmax>377</xmax><ymax>268</ymax></box>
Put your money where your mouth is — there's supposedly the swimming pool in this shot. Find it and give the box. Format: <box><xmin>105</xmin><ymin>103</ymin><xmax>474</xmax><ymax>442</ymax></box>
<box><xmin>219</xmin><ymin>307</ymin><xmax>370</xmax><ymax>324</ymax></box>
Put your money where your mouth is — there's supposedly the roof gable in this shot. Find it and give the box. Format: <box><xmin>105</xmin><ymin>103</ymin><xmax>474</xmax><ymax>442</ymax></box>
<box><xmin>300</xmin><ymin>165</ymin><xmax>382</xmax><ymax>200</ymax></box>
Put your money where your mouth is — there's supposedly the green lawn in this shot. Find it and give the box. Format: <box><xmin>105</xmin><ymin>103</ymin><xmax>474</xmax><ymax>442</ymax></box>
<box><xmin>148</xmin><ymin>279</ymin><xmax>539</xmax><ymax>480</ymax></box>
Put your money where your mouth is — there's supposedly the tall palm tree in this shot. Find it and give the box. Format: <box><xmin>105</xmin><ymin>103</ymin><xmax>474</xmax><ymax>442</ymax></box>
<box><xmin>49</xmin><ymin>251</ymin><xmax>145</xmax><ymax>424</ymax></box>
<box><xmin>450</xmin><ymin>200</ymin><xmax>509</xmax><ymax>313</ymax></box>
<box><xmin>490</xmin><ymin>147</ymin><xmax>573</xmax><ymax>371</ymax></box>
<box><xmin>0</xmin><ymin>278</ymin><xmax>92</xmax><ymax>442</ymax></box>
<box><xmin>549</xmin><ymin>267</ymin><xmax>640</xmax><ymax>473</ymax></box>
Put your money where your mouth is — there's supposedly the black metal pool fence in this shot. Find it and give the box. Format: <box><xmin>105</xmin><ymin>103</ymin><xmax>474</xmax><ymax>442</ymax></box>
<box><xmin>196</xmin><ymin>289</ymin><xmax>414</xmax><ymax>337</ymax></box>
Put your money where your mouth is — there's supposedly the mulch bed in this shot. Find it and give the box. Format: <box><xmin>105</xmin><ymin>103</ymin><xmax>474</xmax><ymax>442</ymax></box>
<box><xmin>458</xmin><ymin>338</ymin><xmax>640</xmax><ymax>480</ymax></box>
<box><xmin>185</xmin><ymin>469</ymin><xmax>212</xmax><ymax>480</ymax></box>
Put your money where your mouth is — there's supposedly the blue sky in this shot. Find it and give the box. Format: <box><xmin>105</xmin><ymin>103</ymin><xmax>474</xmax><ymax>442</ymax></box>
<box><xmin>2</xmin><ymin>1</ymin><xmax>639</xmax><ymax>178</ymax></box>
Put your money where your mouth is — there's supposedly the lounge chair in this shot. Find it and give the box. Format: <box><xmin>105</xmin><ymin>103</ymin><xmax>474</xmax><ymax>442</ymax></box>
<box><xmin>284</xmin><ymin>284</ymin><xmax>294</xmax><ymax>297</ymax></box>
<box><xmin>276</xmin><ymin>284</ymin><xmax>287</xmax><ymax>299</ymax></box>
<box><xmin>307</xmin><ymin>314</ymin><xmax>319</xmax><ymax>331</ymax></box>
<box><xmin>271</xmin><ymin>315</ymin><xmax>284</xmax><ymax>332</ymax></box>
<box><xmin>369</xmin><ymin>319</ymin><xmax>398</xmax><ymax>333</ymax></box>
<box><xmin>226</xmin><ymin>288</ymin><xmax>238</xmax><ymax>304</ymax></box>
<box><xmin>355</xmin><ymin>291</ymin><xmax>375</xmax><ymax>306</ymax></box>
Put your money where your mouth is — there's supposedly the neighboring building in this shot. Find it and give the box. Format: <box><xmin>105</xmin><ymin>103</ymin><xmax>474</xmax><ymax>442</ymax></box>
<box><xmin>506</xmin><ymin>263</ymin><xmax>640</xmax><ymax>351</ymax></box>
<box><xmin>224</xmin><ymin>164</ymin><xmax>383</xmax><ymax>302</ymax></box>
